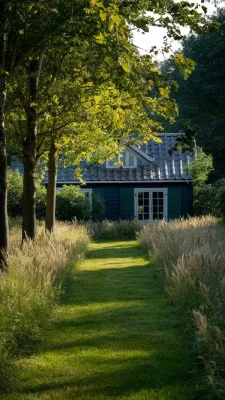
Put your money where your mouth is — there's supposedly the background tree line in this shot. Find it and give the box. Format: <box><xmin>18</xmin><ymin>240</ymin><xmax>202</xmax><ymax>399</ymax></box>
<box><xmin>160</xmin><ymin>8</ymin><xmax>225</xmax><ymax>218</ymax></box>
<box><xmin>162</xmin><ymin>8</ymin><xmax>225</xmax><ymax>181</ymax></box>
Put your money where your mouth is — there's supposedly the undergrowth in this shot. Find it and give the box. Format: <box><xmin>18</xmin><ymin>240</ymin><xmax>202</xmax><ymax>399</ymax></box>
<box><xmin>86</xmin><ymin>219</ymin><xmax>142</xmax><ymax>240</ymax></box>
<box><xmin>0</xmin><ymin>221</ymin><xmax>89</xmax><ymax>392</ymax></box>
<box><xmin>137</xmin><ymin>216</ymin><xmax>225</xmax><ymax>399</ymax></box>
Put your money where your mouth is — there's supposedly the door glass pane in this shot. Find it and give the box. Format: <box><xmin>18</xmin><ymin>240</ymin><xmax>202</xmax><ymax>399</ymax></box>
<box><xmin>138</xmin><ymin>191</ymin><xmax>149</xmax><ymax>220</ymax></box>
<box><xmin>153</xmin><ymin>198</ymin><xmax>158</xmax><ymax>206</ymax></box>
<box><xmin>152</xmin><ymin>192</ymin><xmax>164</xmax><ymax>221</ymax></box>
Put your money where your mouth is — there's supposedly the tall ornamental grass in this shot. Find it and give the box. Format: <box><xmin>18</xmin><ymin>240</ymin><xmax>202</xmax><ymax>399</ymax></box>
<box><xmin>0</xmin><ymin>221</ymin><xmax>89</xmax><ymax>392</ymax></box>
<box><xmin>137</xmin><ymin>216</ymin><xmax>225</xmax><ymax>398</ymax></box>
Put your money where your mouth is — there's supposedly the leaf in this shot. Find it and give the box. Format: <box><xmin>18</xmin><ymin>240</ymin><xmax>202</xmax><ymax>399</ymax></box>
<box><xmin>99</xmin><ymin>10</ymin><xmax>107</xmax><ymax>21</ymax></box>
<box><xmin>94</xmin><ymin>33</ymin><xmax>106</xmax><ymax>44</ymax></box>
<box><xmin>201</xmin><ymin>5</ymin><xmax>207</xmax><ymax>13</ymax></box>
<box><xmin>111</xmin><ymin>14</ymin><xmax>121</xmax><ymax>24</ymax></box>
<box><xmin>172</xmin><ymin>53</ymin><xmax>196</xmax><ymax>80</ymax></box>
<box><xmin>104</xmin><ymin>55</ymin><xmax>114</xmax><ymax>65</ymax></box>
<box><xmin>118</xmin><ymin>56</ymin><xmax>130</xmax><ymax>73</ymax></box>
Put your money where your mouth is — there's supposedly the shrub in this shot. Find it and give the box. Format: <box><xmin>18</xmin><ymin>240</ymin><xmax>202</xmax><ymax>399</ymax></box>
<box><xmin>7</xmin><ymin>168</ymin><xmax>23</xmax><ymax>217</ymax></box>
<box><xmin>87</xmin><ymin>219</ymin><xmax>142</xmax><ymax>240</ymax></box>
<box><xmin>56</xmin><ymin>185</ymin><xmax>91</xmax><ymax>221</ymax></box>
<box><xmin>194</xmin><ymin>180</ymin><xmax>225</xmax><ymax>220</ymax></box>
<box><xmin>185</xmin><ymin>147</ymin><xmax>213</xmax><ymax>187</ymax></box>
<box><xmin>0</xmin><ymin>221</ymin><xmax>89</xmax><ymax>392</ymax></box>
<box><xmin>185</xmin><ymin>148</ymin><xmax>225</xmax><ymax>220</ymax></box>
<box><xmin>36</xmin><ymin>182</ymin><xmax>47</xmax><ymax>219</ymax></box>
<box><xmin>91</xmin><ymin>191</ymin><xmax>105</xmax><ymax>221</ymax></box>
<box><xmin>7</xmin><ymin>168</ymin><xmax>46</xmax><ymax>219</ymax></box>
<box><xmin>137</xmin><ymin>216</ymin><xmax>225</xmax><ymax>396</ymax></box>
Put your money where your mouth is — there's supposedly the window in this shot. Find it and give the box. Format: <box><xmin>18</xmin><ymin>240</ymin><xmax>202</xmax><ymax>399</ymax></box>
<box><xmin>80</xmin><ymin>188</ymin><xmax>92</xmax><ymax>202</ymax></box>
<box><xmin>134</xmin><ymin>188</ymin><xmax>167</xmax><ymax>222</ymax></box>
<box><xmin>106</xmin><ymin>150</ymin><xmax>137</xmax><ymax>168</ymax></box>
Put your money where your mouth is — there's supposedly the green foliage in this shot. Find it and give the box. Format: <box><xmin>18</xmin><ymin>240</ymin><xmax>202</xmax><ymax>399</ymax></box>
<box><xmin>7</xmin><ymin>168</ymin><xmax>23</xmax><ymax>217</ymax></box>
<box><xmin>56</xmin><ymin>186</ymin><xmax>91</xmax><ymax>222</ymax></box>
<box><xmin>162</xmin><ymin>9</ymin><xmax>225</xmax><ymax>180</ymax></box>
<box><xmin>36</xmin><ymin>181</ymin><xmax>47</xmax><ymax>220</ymax></box>
<box><xmin>87</xmin><ymin>219</ymin><xmax>142</xmax><ymax>240</ymax></box>
<box><xmin>7</xmin><ymin>168</ymin><xmax>46</xmax><ymax>219</ymax></box>
<box><xmin>172</xmin><ymin>53</ymin><xmax>196</xmax><ymax>80</ymax></box>
<box><xmin>91</xmin><ymin>192</ymin><xmax>105</xmax><ymax>222</ymax></box>
<box><xmin>56</xmin><ymin>187</ymin><xmax>105</xmax><ymax>223</ymax></box>
<box><xmin>194</xmin><ymin>180</ymin><xmax>225</xmax><ymax>220</ymax></box>
<box><xmin>185</xmin><ymin>148</ymin><xmax>213</xmax><ymax>187</ymax></box>
<box><xmin>184</xmin><ymin>149</ymin><xmax>225</xmax><ymax>219</ymax></box>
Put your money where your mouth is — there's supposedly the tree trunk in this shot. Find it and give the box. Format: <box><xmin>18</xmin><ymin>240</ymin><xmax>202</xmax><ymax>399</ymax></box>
<box><xmin>22</xmin><ymin>59</ymin><xmax>38</xmax><ymax>241</ymax></box>
<box><xmin>45</xmin><ymin>141</ymin><xmax>57</xmax><ymax>233</ymax></box>
<box><xmin>0</xmin><ymin>0</ymin><xmax>8</xmax><ymax>269</ymax></box>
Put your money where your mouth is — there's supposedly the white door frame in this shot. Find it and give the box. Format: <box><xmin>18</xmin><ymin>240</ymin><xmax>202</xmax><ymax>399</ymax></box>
<box><xmin>134</xmin><ymin>188</ymin><xmax>168</xmax><ymax>223</ymax></box>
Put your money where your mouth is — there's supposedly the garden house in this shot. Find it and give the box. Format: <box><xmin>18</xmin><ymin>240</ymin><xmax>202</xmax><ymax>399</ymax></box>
<box><xmin>11</xmin><ymin>133</ymin><xmax>194</xmax><ymax>222</ymax></box>
<box><xmin>44</xmin><ymin>133</ymin><xmax>194</xmax><ymax>222</ymax></box>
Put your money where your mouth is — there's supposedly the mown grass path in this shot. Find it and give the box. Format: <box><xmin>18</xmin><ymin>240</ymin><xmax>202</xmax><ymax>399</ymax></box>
<box><xmin>3</xmin><ymin>241</ymin><xmax>201</xmax><ymax>400</ymax></box>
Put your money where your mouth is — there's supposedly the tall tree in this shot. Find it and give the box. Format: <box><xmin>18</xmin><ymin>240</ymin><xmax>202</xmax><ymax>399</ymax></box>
<box><xmin>0</xmin><ymin>0</ymin><xmax>81</xmax><ymax>254</ymax></box>
<box><xmin>161</xmin><ymin>10</ymin><xmax>225</xmax><ymax>179</ymax></box>
<box><xmin>0</xmin><ymin>0</ymin><xmax>9</xmax><ymax>268</ymax></box>
<box><xmin>4</xmin><ymin>0</ymin><xmax>129</xmax><ymax>240</ymax></box>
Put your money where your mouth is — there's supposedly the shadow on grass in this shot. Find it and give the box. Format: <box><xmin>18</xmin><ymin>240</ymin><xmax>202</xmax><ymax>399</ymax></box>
<box><xmin>17</xmin><ymin>355</ymin><xmax>195</xmax><ymax>398</ymax></box>
<box><xmin>62</xmin><ymin>264</ymin><xmax>161</xmax><ymax>306</ymax></box>
<box><xmin>13</xmin><ymin>241</ymin><xmax>201</xmax><ymax>400</ymax></box>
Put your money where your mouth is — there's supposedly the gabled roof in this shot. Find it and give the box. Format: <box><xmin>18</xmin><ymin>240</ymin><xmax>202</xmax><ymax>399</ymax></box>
<box><xmin>127</xmin><ymin>144</ymin><xmax>157</xmax><ymax>166</ymax></box>
<box><xmin>11</xmin><ymin>133</ymin><xmax>194</xmax><ymax>184</ymax></box>
<box><xmin>51</xmin><ymin>133</ymin><xmax>194</xmax><ymax>183</ymax></box>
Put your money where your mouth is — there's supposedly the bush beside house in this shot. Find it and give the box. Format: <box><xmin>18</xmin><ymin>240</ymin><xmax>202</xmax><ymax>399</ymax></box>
<box><xmin>8</xmin><ymin>169</ymin><xmax>105</xmax><ymax>222</ymax></box>
<box><xmin>8</xmin><ymin>168</ymin><xmax>46</xmax><ymax>219</ymax></box>
<box><xmin>186</xmin><ymin>148</ymin><xmax>225</xmax><ymax>220</ymax></box>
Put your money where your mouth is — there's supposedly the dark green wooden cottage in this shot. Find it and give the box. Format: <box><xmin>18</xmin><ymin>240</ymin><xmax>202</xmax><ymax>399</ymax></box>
<box><xmin>43</xmin><ymin>133</ymin><xmax>194</xmax><ymax>222</ymax></box>
<box><xmin>11</xmin><ymin>133</ymin><xmax>194</xmax><ymax>222</ymax></box>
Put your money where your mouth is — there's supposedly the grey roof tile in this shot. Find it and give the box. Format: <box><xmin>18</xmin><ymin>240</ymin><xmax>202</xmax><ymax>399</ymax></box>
<box><xmin>12</xmin><ymin>133</ymin><xmax>194</xmax><ymax>183</ymax></box>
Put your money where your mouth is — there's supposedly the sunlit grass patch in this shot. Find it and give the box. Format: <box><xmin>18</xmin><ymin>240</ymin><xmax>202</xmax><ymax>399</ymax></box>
<box><xmin>1</xmin><ymin>240</ymin><xmax>203</xmax><ymax>399</ymax></box>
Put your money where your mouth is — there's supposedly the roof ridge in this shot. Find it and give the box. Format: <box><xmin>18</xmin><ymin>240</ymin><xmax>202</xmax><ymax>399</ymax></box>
<box><xmin>157</xmin><ymin>132</ymin><xmax>184</xmax><ymax>137</ymax></box>
<box><xmin>127</xmin><ymin>144</ymin><xmax>157</xmax><ymax>166</ymax></box>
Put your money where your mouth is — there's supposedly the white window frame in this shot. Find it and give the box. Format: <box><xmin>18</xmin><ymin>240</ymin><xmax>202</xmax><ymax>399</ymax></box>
<box><xmin>80</xmin><ymin>188</ymin><xmax>92</xmax><ymax>203</ymax></box>
<box><xmin>106</xmin><ymin>150</ymin><xmax>137</xmax><ymax>169</ymax></box>
<box><xmin>134</xmin><ymin>188</ymin><xmax>168</xmax><ymax>223</ymax></box>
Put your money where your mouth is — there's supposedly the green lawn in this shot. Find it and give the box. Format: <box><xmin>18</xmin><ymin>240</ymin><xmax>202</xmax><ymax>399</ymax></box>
<box><xmin>3</xmin><ymin>241</ymin><xmax>202</xmax><ymax>400</ymax></box>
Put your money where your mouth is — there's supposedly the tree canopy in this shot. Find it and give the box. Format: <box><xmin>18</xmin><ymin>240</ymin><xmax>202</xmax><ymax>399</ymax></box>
<box><xmin>0</xmin><ymin>0</ymin><xmax>218</xmax><ymax>258</ymax></box>
<box><xmin>162</xmin><ymin>9</ymin><xmax>225</xmax><ymax>179</ymax></box>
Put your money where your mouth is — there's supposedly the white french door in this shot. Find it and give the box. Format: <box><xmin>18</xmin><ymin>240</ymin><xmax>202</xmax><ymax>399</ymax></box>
<box><xmin>134</xmin><ymin>188</ymin><xmax>168</xmax><ymax>223</ymax></box>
